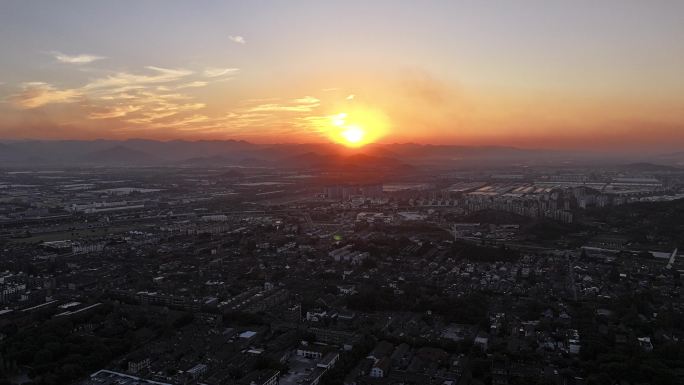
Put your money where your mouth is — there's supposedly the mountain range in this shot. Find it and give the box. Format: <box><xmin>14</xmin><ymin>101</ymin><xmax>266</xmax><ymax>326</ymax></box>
<box><xmin>0</xmin><ymin>139</ymin><xmax>682</xmax><ymax>170</ymax></box>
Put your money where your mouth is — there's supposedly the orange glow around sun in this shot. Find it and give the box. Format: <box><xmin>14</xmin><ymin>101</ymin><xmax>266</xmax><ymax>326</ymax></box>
<box><xmin>327</xmin><ymin>109</ymin><xmax>389</xmax><ymax>147</ymax></box>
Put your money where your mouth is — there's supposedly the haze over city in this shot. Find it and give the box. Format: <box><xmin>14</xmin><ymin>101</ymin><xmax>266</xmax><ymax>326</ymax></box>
<box><xmin>2</xmin><ymin>3</ymin><xmax>684</xmax><ymax>385</ymax></box>
<box><xmin>1</xmin><ymin>1</ymin><xmax>683</xmax><ymax>150</ymax></box>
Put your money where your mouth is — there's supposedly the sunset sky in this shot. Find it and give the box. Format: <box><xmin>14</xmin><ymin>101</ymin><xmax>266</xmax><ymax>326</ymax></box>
<box><xmin>1</xmin><ymin>0</ymin><xmax>683</xmax><ymax>150</ymax></box>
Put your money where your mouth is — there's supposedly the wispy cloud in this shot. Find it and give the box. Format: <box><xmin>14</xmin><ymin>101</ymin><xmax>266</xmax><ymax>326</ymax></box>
<box><xmin>249</xmin><ymin>96</ymin><xmax>320</xmax><ymax>112</ymax></box>
<box><xmin>85</xmin><ymin>66</ymin><xmax>193</xmax><ymax>90</ymax></box>
<box><xmin>53</xmin><ymin>51</ymin><xmax>105</xmax><ymax>64</ymax></box>
<box><xmin>88</xmin><ymin>105</ymin><xmax>141</xmax><ymax>119</ymax></box>
<box><xmin>204</xmin><ymin>67</ymin><xmax>240</xmax><ymax>78</ymax></box>
<box><xmin>4</xmin><ymin>58</ymin><xmax>248</xmax><ymax>134</ymax></box>
<box><xmin>229</xmin><ymin>35</ymin><xmax>246</xmax><ymax>44</ymax></box>
<box><xmin>9</xmin><ymin>82</ymin><xmax>81</xmax><ymax>108</ymax></box>
<box><xmin>210</xmin><ymin>95</ymin><xmax>325</xmax><ymax>137</ymax></box>
<box><xmin>176</xmin><ymin>81</ymin><xmax>208</xmax><ymax>89</ymax></box>
<box><xmin>165</xmin><ymin>114</ymin><xmax>210</xmax><ymax>128</ymax></box>
<box><xmin>122</xmin><ymin>94</ymin><xmax>205</xmax><ymax>124</ymax></box>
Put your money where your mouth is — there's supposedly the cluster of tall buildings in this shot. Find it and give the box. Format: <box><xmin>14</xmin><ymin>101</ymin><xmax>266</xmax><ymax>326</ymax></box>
<box><xmin>324</xmin><ymin>184</ymin><xmax>383</xmax><ymax>200</ymax></box>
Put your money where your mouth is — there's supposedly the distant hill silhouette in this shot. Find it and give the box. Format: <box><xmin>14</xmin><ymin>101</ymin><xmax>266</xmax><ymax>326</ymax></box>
<box><xmin>83</xmin><ymin>145</ymin><xmax>160</xmax><ymax>165</ymax></box>
<box><xmin>0</xmin><ymin>139</ymin><xmax>682</xmax><ymax>167</ymax></box>
<box><xmin>0</xmin><ymin>143</ymin><xmax>20</xmax><ymax>161</ymax></box>
<box><xmin>621</xmin><ymin>162</ymin><xmax>681</xmax><ymax>172</ymax></box>
<box><xmin>655</xmin><ymin>152</ymin><xmax>684</xmax><ymax>167</ymax></box>
<box><xmin>179</xmin><ymin>155</ymin><xmax>240</xmax><ymax>166</ymax></box>
<box><xmin>283</xmin><ymin>151</ymin><xmax>410</xmax><ymax>172</ymax></box>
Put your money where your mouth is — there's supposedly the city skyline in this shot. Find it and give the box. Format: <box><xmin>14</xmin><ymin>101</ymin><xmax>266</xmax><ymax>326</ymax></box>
<box><xmin>1</xmin><ymin>1</ymin><xmax>684</xmax><ymax>150</ymax></box>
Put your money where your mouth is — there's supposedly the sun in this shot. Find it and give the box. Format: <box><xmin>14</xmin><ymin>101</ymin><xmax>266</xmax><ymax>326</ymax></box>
<box><xmin>327</xmin><ymin>110</ymin><xmax>389</xmax><ymax>148</ymax></box>
<box><xmin>341</xmin><ymin>125</ymin><xmax>365</xmax><ymax>145</ymax></box>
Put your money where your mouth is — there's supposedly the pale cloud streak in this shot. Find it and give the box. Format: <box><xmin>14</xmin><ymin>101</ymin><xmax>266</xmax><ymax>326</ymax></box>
<box><xmin>53</xmin><ymin>51</ymin><xmax>105</xmax><ymax>64</ymax></box>
<box><xmin>176</xmin><ymin>81</ymin><xmax>208</xmax><ymax>89</ymax></box>
<box><xmin>229</xmin><ymin>35</ymin><xmax>246</xmax><ymax>44</ymax></box>
<box><xmin>9</xmin><ymin>82</ymin><xmax>81</xmax><ymax>108</ymax></box>
<box><xmin>84</xmin><ymin>66</ymin><xmax>193</xmax><ymax>90</ymax></box>
<box><xmin>204</xmin><ymin>67</ymin><xmax>240</xmax><ymax>78</ymax></box>
<box><xmin>88</xmin><ymin>105</ymin><xmax>141</xmax><ymax>119</ymax></box>
<box><xmin>165</xmin><ymin>114</ymin><xmax>210</xmax><ymax>128</ymax></box>
<box><xmin>249</xmin><ymin>96</ymin><xmax>320</xmax><ymax>112</ymax></box>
